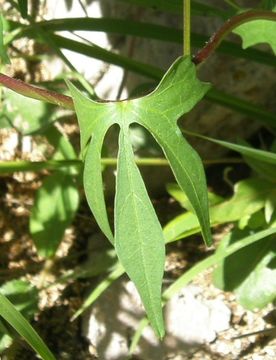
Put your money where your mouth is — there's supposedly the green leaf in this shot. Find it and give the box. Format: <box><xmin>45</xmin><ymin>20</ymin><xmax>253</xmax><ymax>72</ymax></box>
<box><xmin>16</xmin><ymin>0</ymin><xmax>28</xmax><ymax>18</ymax></box>
<box><xmin>0</xmin><ymin>280</ymin><xmax>38</xmax><ymax>320</ymax></box>
<box><xmin>164</xmin><ymin>211</ymin><xmax>201</xmax><ymax>243</ymax></box>
<box><xmin>0</xmin><ymin>14</ymin><xmax>10</xmax><ymax>64</ymax></box>
<box><xmin>30</xmin><ymin>126</ymin><xmax>80</xmax><ymax>258</ymax></box>
<box><xmin>30</xmin><ymin>171</ymin><xmax>80</xmax><ymax>258</ymax></box>
<box><xmin>233</xmin><ymin>7</ymin><xmax>276</xmax><ymax>55</ymax></box>
<box><xmin>211</xmin><ymin>178</ymin><xmax>269</xmax><ymax>224</ymax></box>
<box><xmin>64</xmin><ymin>87</ymin><xmax>114</xmax><ymax>243</ymax></box>
<box><xmin>2</xmin><ymin>89</ymin><xmax>55</xmax><ymax>135</ymax></box>
<box><xmin>244</xmin><ymin>155</ymin><xmax>276</xmax><ymax>182</ymax></box>
<box><xmin>167</xmin><ymin>183</ymin><xmax>223</xmax><ymax>210</ymax></box>
<box><xmin>190</xmin><ymin>133</ymin><xmax>276</xmax><ymax>165</ymax></box>
<box><xmin>0</xmin><ymin>293</ymin><xmax>55</xmax><ymax>360</ymax></box>
<box><xmin>136</xmin><ymin>57</ymin><xmax>212</xmax><ymax>246</ymax></box>
<box><xmin>213</xmin><ymin>228</ymin><xmax>276</xmax><ymax>310</ymax></box>
<box><xmin>164</xmin><ymin>178</ymin><xmax>270</xmax><ymax>242</ymax></box>
<box><xmin>68</xmin><ymin>56</ymin><xmax>211</xmax><ymax>336</ymax></box>
<box><xmin>115</xmin><ymin>126</ymin><xmax>165</xmax><ymax>337</ymax></box>
<box><xmin>0</xmin><ymin>280</ymin><xmax>39</xmax><ymax>353</ymax></box>
<box><xmin>117</xmin><ymin>0</ymin><xmax>228</xmax><ymax>17</ymax></box>
<box><xmin>265</xmin><ymin>195</ymin><xmax>276</xmax><ymax>222</ymax></box>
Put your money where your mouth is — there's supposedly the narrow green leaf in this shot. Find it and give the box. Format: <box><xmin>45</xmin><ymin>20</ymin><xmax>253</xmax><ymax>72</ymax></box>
<box><xmin>16</xmin><ymin>0</ymin><xmax>28</xmax><ymax>18</ymax></box>
<box><xmin>0</xmin><ymin>280</ymin><xmax>38</xmax><ymax>320</ymax></box>
<box><xmin>187</xmin><ymin>132</ymin><xmax>276</xmax><ymax>165</ymax></box>
<box><xmin>84</xmin><ymin>128</ymin><xmax>114</xmax><ymax>244</ymax></box>
<box><xmin>164</xmin><ymin>211</ymin><xmax>201</xmax><ymax>243</ymax></box>
<box><xmin>67</xmin><ymin>81</ymin><xmax>114</xmax><ymax>243</ymax></box>
<box><xmin>30</xmin><ymin>171</ymin><xmax>80</xmax><ymax>258</ymax></box>
<box><xmin>0</xmin><ymin>15</ymin><xmax>10</xmax><ymax>64</ymax></box>
<box><xmin>167</xmin><ymin>183</ymin><xmax>223</xmax><ymax>210</ymax></box>
<box><xmin>0</xmin><ymin>293</ymin><xmax>55</xmax><ymax>360</ymax></box>
<box><xmin>117</xmin><ymin>0</ymin><xmax>228</xmax><ymax>17</ymax></box>
<box><xmin>265</xmin><ymin>196</ymin><xmax>276</xmax><ymax>222</ymax></box>
<box><xmin>135</xmin><ymin>57</ymin><xmax>212</xmax><ymax>246</ymax></box>
<box><xmin>0</xmin><ymin>280</ymin><xmax>39</xmax><ymax>353</ymax></box>
<box><xmin>244</xmin><ymin>155</ymin><xmax>276</xmax><ymax>182</ymax></box>
<box><xmin>115</xmin><ymin>126</ymin><xmax>165</xmax><ymax>338</ymax></box>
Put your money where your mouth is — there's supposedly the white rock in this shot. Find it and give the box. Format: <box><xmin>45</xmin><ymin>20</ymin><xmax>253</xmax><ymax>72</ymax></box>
<box><xmin>83</xmin><ymin>280</ymin><xmax>231</xmax><ymax>359</ymax></box>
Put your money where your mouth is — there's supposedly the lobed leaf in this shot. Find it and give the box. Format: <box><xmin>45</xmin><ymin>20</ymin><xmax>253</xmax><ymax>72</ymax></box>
<box><xmin>69</xmin><ymin>56</ymin><xmax>211</xmax><ymax>336</ymax></box>
<box><xmin>134</xmin><ymin>57</ymin><xmax>212</xmax><ymax>246</ymax></box>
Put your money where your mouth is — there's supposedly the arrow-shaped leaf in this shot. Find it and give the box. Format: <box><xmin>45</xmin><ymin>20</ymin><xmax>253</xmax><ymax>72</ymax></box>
<box><xmin>68</xmin><ymin>56</ymin><xmax>211</xmax><ymax>336</ymax></box>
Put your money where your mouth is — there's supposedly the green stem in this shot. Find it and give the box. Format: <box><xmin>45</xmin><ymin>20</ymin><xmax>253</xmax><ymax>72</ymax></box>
<box><xmin>0</xmin><ymin>157</ymin><xmax>243</xmax><ymax>174</ymax></box>
<box><xmin>183</xmin><ymin>0</ymin><xmax>191</xmax><ymax>56</ymax></box>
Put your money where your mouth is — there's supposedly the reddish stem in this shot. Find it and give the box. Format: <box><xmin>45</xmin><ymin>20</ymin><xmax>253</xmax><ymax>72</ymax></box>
<box><xmin>193</xmin><ymin>10</ymin><xmax>276</xmax><ymax>65</ymax></box>
<box><xmin>0</xmin><ymin>73</ymin><xmax>74</xmax><ymax>109</ymax></box>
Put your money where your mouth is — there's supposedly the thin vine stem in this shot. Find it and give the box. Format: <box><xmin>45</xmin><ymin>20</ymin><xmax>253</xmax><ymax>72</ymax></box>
<box><xmin>0</xmin><ymin>73</ymin><xmax>74</xmax><ymax>109</ymax></box>
<box><xmin>193</xmin><ymin>10</ymin><xmax>276</xmax><ymax>65</ymax></box>
<box><xmin>183</xmin><ymin>0</ymin><xmax>191</xmax><ymax>56</ymax></box>
<box><xmin>0</xmin><ymin>157</ymin><xmax>243</xmax><ymax>174</ymax></box>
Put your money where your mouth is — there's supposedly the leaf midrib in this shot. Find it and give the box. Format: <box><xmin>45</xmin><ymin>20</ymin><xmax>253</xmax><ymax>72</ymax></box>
<box><xmin>120</xmin><ymin>127</ymin><xmax>159</xmax><ymax>326</ymax></box>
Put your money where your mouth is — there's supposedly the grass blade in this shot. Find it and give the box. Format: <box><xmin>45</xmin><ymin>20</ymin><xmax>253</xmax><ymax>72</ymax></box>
<box><xmin>0</xmin><ymin>293</ymin><xmax>55</xmax><ymax>360</ymax></box>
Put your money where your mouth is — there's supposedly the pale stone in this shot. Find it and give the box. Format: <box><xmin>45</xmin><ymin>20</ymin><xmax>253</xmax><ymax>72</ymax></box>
<box><xmin>83</xmin><ymin>280</ymin><xmax>231</xmax><ymax>359</ymax></box>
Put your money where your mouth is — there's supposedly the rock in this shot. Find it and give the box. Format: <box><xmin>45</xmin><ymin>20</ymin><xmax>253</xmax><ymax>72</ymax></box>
<box><xmin>82</xmin><ymin>280</ymin><xmax>231</xmax><ymax>359</ymax></box>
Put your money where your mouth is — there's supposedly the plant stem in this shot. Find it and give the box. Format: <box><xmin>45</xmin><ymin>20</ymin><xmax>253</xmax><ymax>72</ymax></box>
<box><xmin>193</xmin><ymin>10</ymin><xmax>276</xmax><ymax>65</ymax></box>
<box><xmin>0</xmin><ymin>73</ymin><xmax>74</xmax><ymax>109</ymax></box>
<box><xmin>0</xmin><ymin>157</ymin><xmax>243</xmax><ymax>174</ymax></box>
<box><xmin>183</xmin><ymin>0</ymin><xmax>191</xmax><ymax>56</ymax></box>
